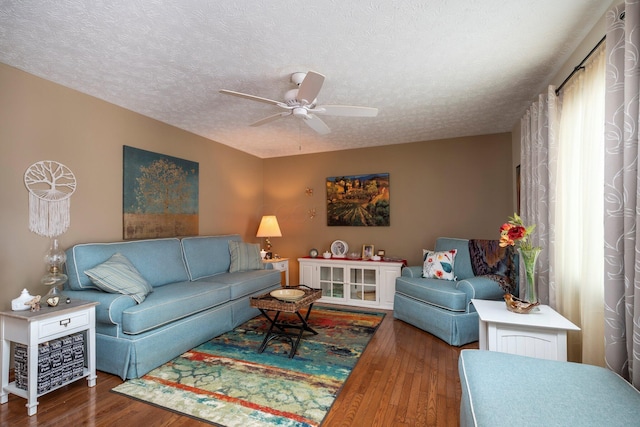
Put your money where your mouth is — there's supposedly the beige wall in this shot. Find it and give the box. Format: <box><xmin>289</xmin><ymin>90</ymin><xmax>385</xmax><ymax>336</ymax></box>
<box><xmin>0</xmin><ymin>62</ymin><xmax>514</xmax><ymax>311</ymax></box>
<box><xmin>0</xmin><ymin>63</ymin><xmax>265</xmax><ymax>310</ymax></box>
<box><xmin>264</xmin><ymin>134</ymin><xmax>514</xmax><ymax>284</ymax></box>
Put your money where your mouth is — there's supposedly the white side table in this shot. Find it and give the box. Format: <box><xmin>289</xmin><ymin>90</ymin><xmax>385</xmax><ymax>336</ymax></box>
<box><xmin>263</xmin><ymin>258</ymin><xmax>289</xmax><ymax>286</ymax></box>
<box><xmin>471</xmin><ymin>299</ymin><xmax>580</xmax><ymax>361</ymax></box>
<box><xmin>0</xmin><ymin>299</ymin><xmax>98</xmax><ymax>415</ymax></box>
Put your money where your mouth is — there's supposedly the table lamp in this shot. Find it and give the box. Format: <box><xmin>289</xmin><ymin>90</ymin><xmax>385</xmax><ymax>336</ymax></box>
<box><xmin>256</xmin><ymin>215</ymin><xmax>282</xmax><ymax>256</ymax></box>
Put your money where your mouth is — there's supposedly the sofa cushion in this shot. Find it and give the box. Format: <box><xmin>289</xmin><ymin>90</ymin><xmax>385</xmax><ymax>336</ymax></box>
<box><xmin>396</xmin><ymin>276</ymin><xmax>468</xmax><ymax>312</ymax></box>
<box><xmin>120</xmin><ymin>281</ymin><xmax>231</xmax><ymax>335</ymax></box>
<box><xmin>435</xmin><ymin>238</ymin><xmax>474</xmax><ymax>280</ymax></box>
<box><xmin>66</xmin><ymin>238</ymin><xmax>189</xmax><ymax>290</ymax></box>
<box><xmin>203</xmin><ymin>269</ymin><xmax>281</xmax><ymax>300</ymax></box>
<box><xmin>181</xmin><ymin>235</ymin><xmax>242</xmax><ymax>280</ymax></box>
<box><xmin>84</xmin><ymin>253</ymin><xmax>153</xmax><ymax>303</ymax></box>
<box><xmin>229</xmin><ymin>241</ymin><xmax>261</xmax><ymax>272</ymax></box>
<box><xmin>422</xmin><ymin>249</ymin><xmax>457</xmax><ymax>280</ymax></box>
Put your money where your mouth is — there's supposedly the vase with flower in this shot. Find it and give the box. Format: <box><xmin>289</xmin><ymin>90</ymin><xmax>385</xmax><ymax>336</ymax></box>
<box><xmin>499</xmin><ymin>213</ymin><xmax>541</xmax><ymax>306</ymax></box>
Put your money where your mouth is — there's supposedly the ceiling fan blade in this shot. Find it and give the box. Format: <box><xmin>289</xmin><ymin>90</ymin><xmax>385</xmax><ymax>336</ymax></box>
<box><xmin>304</xmin><ymin>114</ymin><xmax>331</xmax><ymax>134</ymax></box>
<box><xmin>314</xmin><ymin>105</ymin><xmax>379</xmax><ymax>117</ymax></box>
<box><xmin>297</xmin><ymin>71</ymin><xmax>325</xmax><ymax>105</ymax></box>
<box><xmin>219</xmin><ymin>89</ymin><xmax>282</xmax><ymax>106</ymax></box>
<box><xmin>250</xmin><ymin>112</ymin><xmax>290</xmax><ymax>127</ymax></box>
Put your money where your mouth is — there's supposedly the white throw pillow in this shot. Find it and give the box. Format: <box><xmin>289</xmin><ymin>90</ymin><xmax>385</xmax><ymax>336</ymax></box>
<box><xmin>422</xmin><ymin>249</ymin><xmax>457</xmax><ymax>281</ymax></box>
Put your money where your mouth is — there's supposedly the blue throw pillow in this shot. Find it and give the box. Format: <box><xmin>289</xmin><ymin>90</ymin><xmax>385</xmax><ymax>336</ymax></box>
<box><xmin>229</xmin><ymin>241</ymin><xmax>261</xmax><ymax>272</ymax></box>
<box><xmin>84</xmin><ymin>253</ymin><xmax>153</xmax><ymax>303</ymax></box>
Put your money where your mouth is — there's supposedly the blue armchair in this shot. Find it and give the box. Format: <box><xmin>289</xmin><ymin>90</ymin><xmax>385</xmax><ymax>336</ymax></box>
<box><xmin>393</xmin><ymin>237</ymin><xmax>517</xmax><ymax>346</ymax></box>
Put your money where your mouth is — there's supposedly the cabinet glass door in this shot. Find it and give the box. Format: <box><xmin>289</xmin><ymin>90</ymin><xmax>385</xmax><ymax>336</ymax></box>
<box><xmin>349</xmin><ymin>267</ymin><xmax>378</xmax><ymax>303</ymax></box>
<box><xmin>319</xmin><ymin>265</ymin><xmax>344</xmax><ymax>299</ymax></box>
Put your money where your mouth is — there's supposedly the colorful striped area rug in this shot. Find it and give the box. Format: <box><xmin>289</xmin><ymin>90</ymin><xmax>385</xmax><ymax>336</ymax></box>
<box><xmin>112</xmin><ymin>305</ymin><xmax>385</xmax><ymax>426</ymax></box>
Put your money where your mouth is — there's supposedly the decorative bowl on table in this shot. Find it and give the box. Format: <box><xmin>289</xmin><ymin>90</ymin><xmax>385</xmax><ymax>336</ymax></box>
<box><xmin>370</xmin><ymin>255</ymin><xmax>381</xmax><ymax>261</ymax></box>
<box><xmin>270</xmin><ymin>289</ymin><xmax>305</xmax><ymax>301</ymax></box>
<box><xmin>504</xmin><ymin>293</ymin><xmax>540</xmax><ymax>314</ymax></box>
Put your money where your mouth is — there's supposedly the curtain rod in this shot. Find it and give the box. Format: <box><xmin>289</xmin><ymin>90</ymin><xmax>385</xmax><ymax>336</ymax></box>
<box><xmin>555</xmin><ymin>34</ymin><xmax>606</xmax><ymax>96</ymax></box>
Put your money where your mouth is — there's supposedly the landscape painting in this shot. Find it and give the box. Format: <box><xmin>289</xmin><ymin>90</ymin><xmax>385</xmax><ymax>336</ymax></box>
<box><xmin>326</xmin><ymin>173</ymin><xmax>390</xmax><ymax>226</ymax></box>
<box><xmin>123</xmin><ymin>146</ymin><xmax>199</xmax><ymax>239</ymax></box>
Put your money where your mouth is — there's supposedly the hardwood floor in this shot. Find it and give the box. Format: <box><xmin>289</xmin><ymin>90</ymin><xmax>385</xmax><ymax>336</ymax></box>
<box><xmin>0</xmin><ymin>308</ymin><xmax>478</xmax><ymax>427</ymax></box>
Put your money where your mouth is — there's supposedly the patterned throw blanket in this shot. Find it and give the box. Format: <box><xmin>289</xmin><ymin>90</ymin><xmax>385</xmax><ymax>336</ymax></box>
<box><xmin>468</xmin><ymin>239</ymin><xmax>517</xmax><ymax>294</ymax></box>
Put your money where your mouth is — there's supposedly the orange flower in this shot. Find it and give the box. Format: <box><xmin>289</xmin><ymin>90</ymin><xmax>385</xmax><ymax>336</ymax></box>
<box><xmin>499</xmin><ymin>214</ymin><xmax>536</xmax><ymax>249</ymax></box>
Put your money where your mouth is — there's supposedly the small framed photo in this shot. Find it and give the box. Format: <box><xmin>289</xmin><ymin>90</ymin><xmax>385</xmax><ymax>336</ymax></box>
<box><xmin>377</xmin><ymin>249</ymin><xmax>385</xmax><ymax>257</ymax></box>
<box><xmin>362</xmin><ymin>244</ymin><xmax>374</xmax><ymax>260</ymax></box>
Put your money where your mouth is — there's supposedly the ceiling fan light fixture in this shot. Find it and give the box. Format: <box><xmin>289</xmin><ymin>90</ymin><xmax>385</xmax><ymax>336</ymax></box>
<box><xmin>292</xmin><ymin>107</ymin><xmax>307</xmax><ymax>118</ymax></box>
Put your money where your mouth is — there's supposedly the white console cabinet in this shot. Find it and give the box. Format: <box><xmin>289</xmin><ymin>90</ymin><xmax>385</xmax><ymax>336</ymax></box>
<box><xmin>298</xmin><ymin>258</ymin><xmax>403</xmax><ymax>309</ymax></box>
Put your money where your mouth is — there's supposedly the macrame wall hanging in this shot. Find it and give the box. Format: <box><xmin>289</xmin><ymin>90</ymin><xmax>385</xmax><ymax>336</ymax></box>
<box><xmin>24</xmin><ymin>160</ymin><xmax>77</xmax><ymax>237</ymax></box>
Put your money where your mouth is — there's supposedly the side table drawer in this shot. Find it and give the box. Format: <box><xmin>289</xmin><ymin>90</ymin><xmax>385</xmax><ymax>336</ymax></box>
<box><xmin>39</xmin><ymin>310</ymin><xmax>90</xmax><ymax>339</ymax></box>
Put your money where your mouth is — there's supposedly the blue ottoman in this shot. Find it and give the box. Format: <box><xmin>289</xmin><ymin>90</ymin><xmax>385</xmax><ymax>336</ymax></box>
<box><xmin>458</xmin><ymin>350</ymin><xmax>640</xmax><ymax>427</ymax></box>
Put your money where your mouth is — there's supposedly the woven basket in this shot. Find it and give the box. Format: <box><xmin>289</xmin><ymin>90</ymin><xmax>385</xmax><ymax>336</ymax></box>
<box><xmin>251</xmin><ymin>288</ymin><xmax>321</xmax><ymax>313</ymax></box>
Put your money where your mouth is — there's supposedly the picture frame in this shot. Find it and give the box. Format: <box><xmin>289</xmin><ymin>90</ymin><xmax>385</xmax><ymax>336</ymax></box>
<box><xmin>123</xmin><ymin>146</ymin><xmax>199</xmax><ymax>240</ymax></box>
<box><xmin>377</xmin><ymin>249</ymin><xmax>385</xmax><ymax>257</ymax></box>
<box><xmin>362</xmin><ymin>244</ymin><xmax>374</xmax><ymax>260</ymax></box>
<box><xmin>516</xmin><ymin>164</ymin><xmax>521</xmax><ymax>215</ymax></box>
<box><xmin>326</xmin><ymin>173</ymin><xmax>390</xmax><ymax>226</ymax></box>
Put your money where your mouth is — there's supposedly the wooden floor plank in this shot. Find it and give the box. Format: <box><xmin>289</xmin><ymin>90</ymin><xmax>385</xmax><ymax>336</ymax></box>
<box><xmin>0</xmin><ymin>308</ymin><xmax>478</xmax><ymax>426</ymax></box>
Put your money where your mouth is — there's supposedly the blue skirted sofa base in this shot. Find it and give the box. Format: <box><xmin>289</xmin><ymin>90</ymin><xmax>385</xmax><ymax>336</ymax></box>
<box><xmin>458</xmin><ymin>350</ymin><xmax>640</xmax><ymax>427</ymax></box>
<box><xmin>63</xmin><ymin>235</ymin><xmax>281</xmax><ymax>379</ymax></box>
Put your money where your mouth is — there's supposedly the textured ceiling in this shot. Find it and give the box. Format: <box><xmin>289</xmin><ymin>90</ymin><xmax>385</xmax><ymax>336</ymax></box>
<box><xmin>0</xmin><ymin>1</ymin><xmax>611</xmax><ymax>158</ymax></box>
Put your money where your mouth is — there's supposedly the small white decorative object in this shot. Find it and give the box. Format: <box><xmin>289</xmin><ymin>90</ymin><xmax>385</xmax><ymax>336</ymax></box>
<box><xmin>46</xmin><ymin>295</ymin><xmax>60</xmax><ymax>307</ymax></box>
<box><xmin>12</xmin><ymin>289</ymin><xmax>34</xmax><ymax>311</ymax></box>
<box><xmin>260</xmin><ymin>249</ymin><xmax>267</xmax><ymax>259</ymax></box>
<box><xmin>24</xmin><ymin>160</ymin><xmax>77</xmax><ymax>237</ymax></box>
<box><xmin>330</xmin><ymin>240</ymin><xmax>348</xmax><ymax>258</ymax></box>
<box><xmin>323</xmin><ymin>251</ymin><xmax>332</xmax><ymax>259</ymax></box>
<box><xmin>26</xmin><ymin>295</ymin><xmax>41</xmax><ymax>312</ymax></box>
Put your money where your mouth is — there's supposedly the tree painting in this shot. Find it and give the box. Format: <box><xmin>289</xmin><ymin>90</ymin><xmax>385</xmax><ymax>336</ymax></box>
<box><xmin>326</xmin><ymin>173</ymin><xmax>390</xmax><ymax>226</ymax></box>
<box><xmin>123</xmin><ymin>146</ymin><xmax>198</xmax><ymax>239</ymax></box>
<box><xmin>135</xmin><ymin>159</ymin><xmax>192</xmax><ymax>215</ymax></box>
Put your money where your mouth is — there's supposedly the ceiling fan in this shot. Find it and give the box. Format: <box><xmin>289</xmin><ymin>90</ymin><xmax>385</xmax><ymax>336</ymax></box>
<box><xmin>219</xmin><ymin>71</ymin><xmax>378</xmax><ymax>135</ymax></box>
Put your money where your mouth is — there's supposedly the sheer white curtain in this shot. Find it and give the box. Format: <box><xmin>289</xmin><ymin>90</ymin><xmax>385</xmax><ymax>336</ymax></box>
<box><xmin>555</xmin><ymin>46</ymin><xmax>606</xmax><ymax>365</ymax></box>
<box><xmin>520</xmin><ymin>46</ymin><xmax>606</xmax><ymax>364</ymax></box>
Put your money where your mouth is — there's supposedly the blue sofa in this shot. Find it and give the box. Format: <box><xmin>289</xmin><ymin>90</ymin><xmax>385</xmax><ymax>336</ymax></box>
<box><xmin>394</xmin><ymin>237</ymin><xmax>516</xmax><ymax>346</ymax></box>
<box><xmin>63</xmin><ymin>234</ymin><xmax>281</xmax><ymax>379</ymax></box>
<box><xmin>459</xmin><ymin>350</ymin><xmax>640</xmax><ymax>426</ymax></box>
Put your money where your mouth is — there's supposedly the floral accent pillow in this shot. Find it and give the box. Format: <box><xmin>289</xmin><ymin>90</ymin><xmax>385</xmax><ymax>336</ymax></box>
<box><xmin>422</xmin><ymin>249</ymin><xmax>457</xmax><ymax>280</ymax></box>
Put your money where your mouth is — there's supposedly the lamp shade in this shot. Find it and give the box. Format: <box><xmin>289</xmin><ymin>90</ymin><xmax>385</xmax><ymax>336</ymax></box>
<box><xmin>256</xmin><ymin>215</ymin><xmax>282</xmax><ymax>238</ymax></box>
